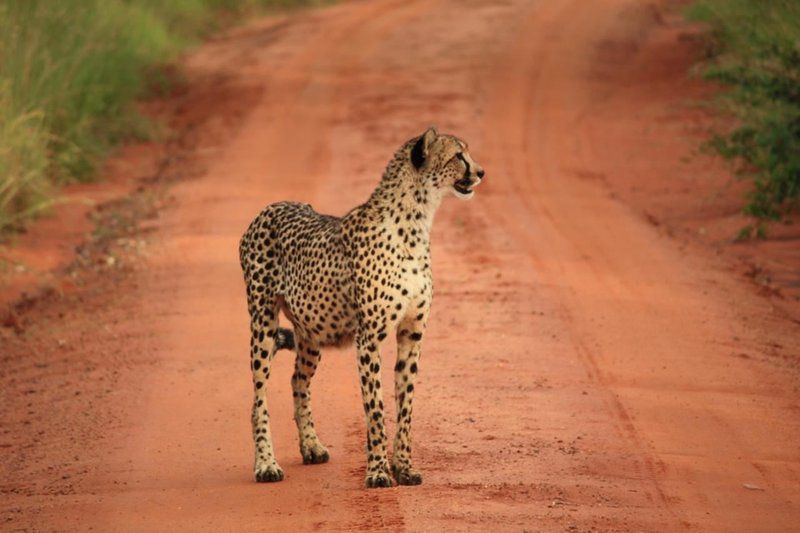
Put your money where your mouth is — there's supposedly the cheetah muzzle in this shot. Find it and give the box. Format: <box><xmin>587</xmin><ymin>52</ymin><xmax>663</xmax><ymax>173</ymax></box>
<box><xmin>452</xmin><ymin>152</ymin><xmax>484</xmax><ymax>199</ymax></box>
<box><xmin>239</xmin><ymin>127</ymin><xmax>485</xmax><ymax>488</ymax></box>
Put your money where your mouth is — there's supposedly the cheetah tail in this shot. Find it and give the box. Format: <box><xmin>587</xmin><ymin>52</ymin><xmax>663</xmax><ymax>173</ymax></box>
<box><xmin>275</xmin><ymin>327</ymin><xmax>295</xmax><ymax>351</ymax></box>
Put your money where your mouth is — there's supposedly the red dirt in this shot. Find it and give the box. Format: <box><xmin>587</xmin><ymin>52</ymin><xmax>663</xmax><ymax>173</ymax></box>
<box><xmin>0</xmin><ymin>145</ymin><xmax>156</xmax><ymax>307</ymax></box>
<box><xmin>2</xmin><ymin>0</ymin><xmax>799</xmax><ymax>531</ymax></box>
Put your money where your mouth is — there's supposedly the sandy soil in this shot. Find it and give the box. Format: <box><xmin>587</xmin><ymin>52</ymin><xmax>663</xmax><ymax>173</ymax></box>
<box><xmin>2</xmin><ymin>0</ymin><xmax>799</xmax><ymax>531</ymax></box>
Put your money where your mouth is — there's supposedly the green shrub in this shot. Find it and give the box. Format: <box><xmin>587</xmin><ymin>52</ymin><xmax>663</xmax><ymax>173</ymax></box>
<box><xmin>0</xmin><ymin>0</ymin><xmax>318</xmax><ymax>233</ymax></box>
<box><xmin>688</xmin><ymin>0</ymin><xmax>800</xmax><ymax>235</ymax></box>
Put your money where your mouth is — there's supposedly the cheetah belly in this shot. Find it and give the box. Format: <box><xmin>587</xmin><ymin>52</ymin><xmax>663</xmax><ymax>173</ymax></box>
<box><xmin>280</xmin><ymin>253</ymin><xmax>357</xmax><ymax>347</ymax></box>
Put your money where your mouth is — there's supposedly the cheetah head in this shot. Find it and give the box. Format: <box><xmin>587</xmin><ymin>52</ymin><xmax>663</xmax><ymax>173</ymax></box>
<box><xmin>409</xmin><ymin>127</ymin><xmax>485</xmax><ymax>200</ymax></box>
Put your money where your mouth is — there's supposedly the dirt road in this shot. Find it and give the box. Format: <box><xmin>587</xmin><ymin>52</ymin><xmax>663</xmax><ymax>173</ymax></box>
<box><xmin>3</xmin><ymin>0</ymin><xmax>800</xmax><ymax>531</ymax></box>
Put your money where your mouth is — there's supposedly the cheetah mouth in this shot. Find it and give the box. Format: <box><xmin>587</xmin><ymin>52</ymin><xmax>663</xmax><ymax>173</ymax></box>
<box><xmin>453</xmin><ymin>179</ymin><xmax>476</xmax><ymax>199</ymax></box>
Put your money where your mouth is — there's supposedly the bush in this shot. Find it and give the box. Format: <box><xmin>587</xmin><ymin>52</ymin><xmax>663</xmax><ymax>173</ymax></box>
<box><xmin>0</xmin><ymin>0</ymin><xmax>318</xmax><ymax>233</ymax></box>
<box><xmin>688</xmin><ymin>0</ymin><xmax>800</xmax><ymax>236</ymax></box>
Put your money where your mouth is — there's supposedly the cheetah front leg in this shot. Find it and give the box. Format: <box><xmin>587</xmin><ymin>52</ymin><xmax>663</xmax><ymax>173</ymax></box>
<box><xmin>356</xmin><ymin>328</ymin><xmax>393</xmax><ymax>488</ymax></box>
<box><xmin>291</xmin><ymin>336</ymin><xmax>330</xmax><ymax>465</ymax></box>
<box><xmin>391</xmin><ymin>307</ymin><xmax>428</xmax><ymax>485</ymax></box>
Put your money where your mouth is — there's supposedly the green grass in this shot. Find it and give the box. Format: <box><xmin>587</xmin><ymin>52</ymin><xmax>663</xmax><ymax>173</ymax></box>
<box><xmin>0</xmin><ymin>0</ymin><xmax>318</xmax><ymax>234</ymax></box>
<box><xmin>688</xmin><ymin>0</ymin><xmax>800</xmax><ymax>238</ymax></box>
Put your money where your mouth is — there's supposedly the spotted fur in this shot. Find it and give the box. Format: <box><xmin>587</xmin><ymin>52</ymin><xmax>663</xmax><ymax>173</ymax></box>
<box><xmin>239</xmin><ymin>127</ymin><xmax>484</xmax><ymax>487</ymax></box>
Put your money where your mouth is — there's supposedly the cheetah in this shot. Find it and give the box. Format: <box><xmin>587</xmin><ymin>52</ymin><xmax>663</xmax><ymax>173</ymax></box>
<box><xmin>239</xmin><ymin>127</ymin><xmax>485</xmax><ymax>488</ymax></box>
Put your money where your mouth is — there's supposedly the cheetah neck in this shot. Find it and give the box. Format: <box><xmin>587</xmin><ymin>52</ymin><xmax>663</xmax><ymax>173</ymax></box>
<box><xmin>363</xmin><ymin>167</ymin><xmax>443</xmax><ymax>256</ymax></box>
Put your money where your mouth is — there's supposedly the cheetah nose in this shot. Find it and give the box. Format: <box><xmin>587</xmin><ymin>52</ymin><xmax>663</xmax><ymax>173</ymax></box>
<box><xmin>477</xmin><ymin>169</ymin><xmax>485</xmax><ymax>179</ymax></box>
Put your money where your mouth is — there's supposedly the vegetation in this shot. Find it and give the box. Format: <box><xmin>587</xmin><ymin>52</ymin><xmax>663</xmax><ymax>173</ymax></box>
<box><xmin>0</xmin><ymin>0</ymin><xmax>317</xmax><ymax>233</ymax></box>
<box><xmin>688</xmin><ymin>0</ymin><xmax>800</xmax><ymax>238</ymax></box>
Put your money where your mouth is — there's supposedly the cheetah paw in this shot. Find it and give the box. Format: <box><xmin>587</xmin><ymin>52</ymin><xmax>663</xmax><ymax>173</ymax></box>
<box><xmin>365</xmin><ymin>469</ymin><xmax>393</xmax><ymax>488</ymax></box>
<box><xmin>392</xmin><ymin>465</ymin><xmax>423</xmax><ymax>486</ymax></box>
<box><xmin>254</xmin><ymin>462</ymin><xmax>284</xmax><ymax>483</ymax></box>
<box><xmin>301</xmin><ymin>442</ymin><xmax>330</xmax><ymax>465</ymax></box>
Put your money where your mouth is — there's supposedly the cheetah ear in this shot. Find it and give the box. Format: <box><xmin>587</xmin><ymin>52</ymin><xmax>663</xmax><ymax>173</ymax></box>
<box><xmin>410</xmin><ymin>126</ymin><xmax>438</xmax><ymax>170</ymax></box>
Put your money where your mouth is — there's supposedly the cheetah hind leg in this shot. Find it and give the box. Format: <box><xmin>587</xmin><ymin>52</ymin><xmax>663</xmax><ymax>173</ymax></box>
<box><xmin>291</xmin><ymin>335</ymin><xmax>330</xmax><ymax>465</ymax></box>
<box><xmin>249</xmin><ymin>299</ymin><xmax>286</xmax><ymax>483</ymax></box>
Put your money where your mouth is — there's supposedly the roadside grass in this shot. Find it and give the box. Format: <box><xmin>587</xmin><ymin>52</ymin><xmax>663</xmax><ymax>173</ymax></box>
<box><xmin>0</xmin><ymin>0</ymin><xmax>320</xmax><ymax>235</ymax></box>
<box><xmin>688</xmin><ymin>0</ymin><xmax>800</xmax><ymax>238</ymax></box>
